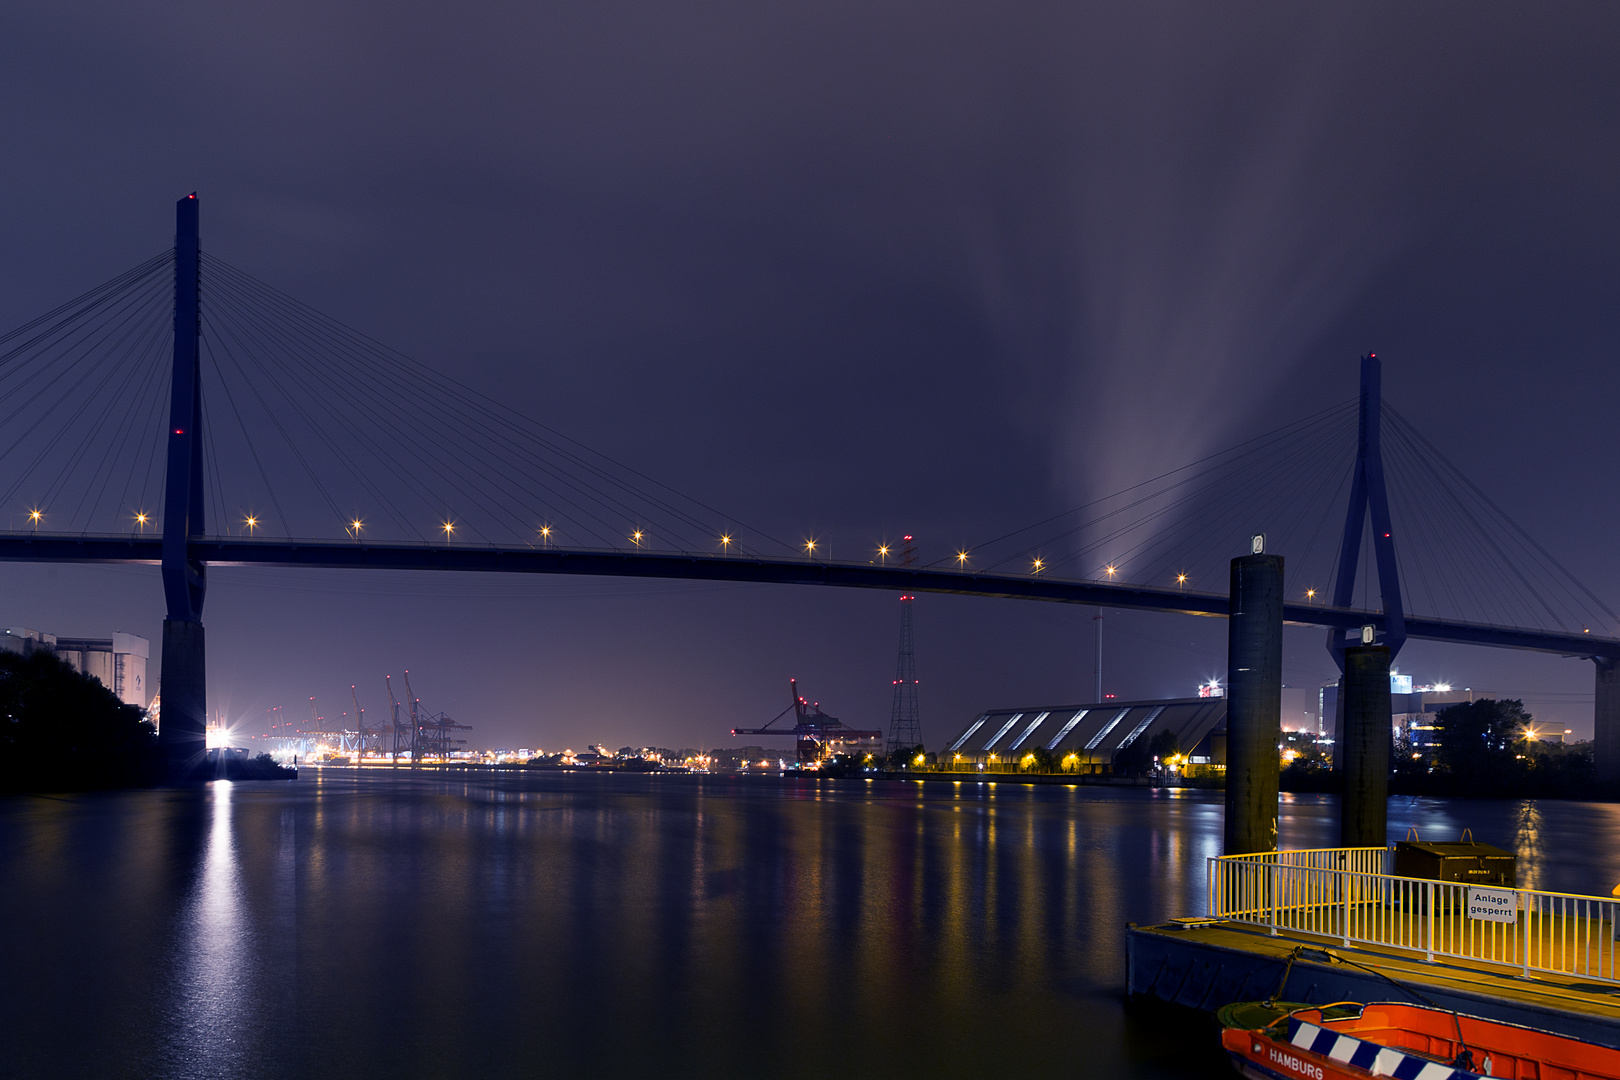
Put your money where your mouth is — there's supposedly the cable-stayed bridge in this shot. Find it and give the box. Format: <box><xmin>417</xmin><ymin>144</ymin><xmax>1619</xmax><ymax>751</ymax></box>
<box><xmin>3</xmin><ymin>196</ymin><xmax>1617</xmax><ymax>772</ymax></box>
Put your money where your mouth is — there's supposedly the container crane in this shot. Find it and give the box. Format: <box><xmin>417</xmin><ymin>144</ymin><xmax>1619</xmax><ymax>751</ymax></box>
<box><xmin>351</xmin><ymin>685</ymin><xmax>374</xmax><ymax>760</ymax></box>
<box><xmin>386</xmin><ymin>675</ymin><xmax>412</xmax><ymax>763</ymax></box>
<box><xmin>730</xmin><ymin>679</ymin><xmax>883</xmax><ymax>765</ymax></box>
<box><xmin>403</xmin><ymin>669</ymin><xmax>421</xmax><ymax>764</ymax></box>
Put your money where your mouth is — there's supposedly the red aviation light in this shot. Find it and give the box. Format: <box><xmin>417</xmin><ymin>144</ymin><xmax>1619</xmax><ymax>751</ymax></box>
<box><xmin>174</xmin><ymin>429</ymin><xmax>184</xmax><ymax>435</ymax></box>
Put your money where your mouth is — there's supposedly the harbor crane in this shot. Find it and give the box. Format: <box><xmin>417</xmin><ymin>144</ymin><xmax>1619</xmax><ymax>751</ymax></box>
<box><xmin>730</xmin><ymin>679</ymin><xmax>882</xmax><ymax>765</ymax></box>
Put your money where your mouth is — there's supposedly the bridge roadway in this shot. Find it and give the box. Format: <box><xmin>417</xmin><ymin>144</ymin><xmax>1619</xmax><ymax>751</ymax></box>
<box><xmin>0</xmin><ymin>532</ymin><xmax>1612</xmax><ymax>660</ymax></box>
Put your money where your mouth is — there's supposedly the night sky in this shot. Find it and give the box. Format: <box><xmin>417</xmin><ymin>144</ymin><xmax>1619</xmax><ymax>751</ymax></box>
<box><xmin>2</xmin><ymin>2</ymin><xmax>1618</xmax><ymax>750</ymax></box>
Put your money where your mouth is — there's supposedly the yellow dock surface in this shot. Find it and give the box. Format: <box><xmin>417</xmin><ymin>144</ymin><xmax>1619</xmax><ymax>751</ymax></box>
<box><xmin>1128</xmin><ymin>920</ymin><xmax>1620</xmax><ymax>1044</ymax></box>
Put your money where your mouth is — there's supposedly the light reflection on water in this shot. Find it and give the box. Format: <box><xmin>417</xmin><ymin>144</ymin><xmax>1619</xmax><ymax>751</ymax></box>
<box><xmin>3</xmin><ymin>776</ymin><xmax>1620</xmax><ymax>1079</ymax></box>
<box><xmin>168</xmin><ymin>781</ymin><xmax>251</xmax><ymax>1076</ymax></box>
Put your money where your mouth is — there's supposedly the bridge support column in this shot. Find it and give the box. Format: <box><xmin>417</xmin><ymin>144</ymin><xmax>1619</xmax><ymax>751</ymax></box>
<box><xmin>158</xmin><ymin>619</ymin><xmax>206</xmax><ymax>765</ymax></box>
<box><xmin>158</xmin><ymin>192</ymin><xmax>207</xmax><ymax>777</ymax></box>
<box><xmin>1596</xmin><ymin>658</ymin><xmax>1620</xmax><ymax>788</ymax></box>
<box><xmin>1226</xmin><ymin>547</ymin><xmax>1283</xmax><ymax>855</ymax></box>
<box><xmin>1339</xmin><ymin>644</ymin><xmax>1390</xmax><ymax>848</ymax></box>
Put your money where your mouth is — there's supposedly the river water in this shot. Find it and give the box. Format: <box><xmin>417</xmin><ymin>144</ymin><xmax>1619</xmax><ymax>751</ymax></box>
<box><xmin>4</xmin><ymin>772</ymin><xmax>1620</xmax><ymax>1079</ymax></box>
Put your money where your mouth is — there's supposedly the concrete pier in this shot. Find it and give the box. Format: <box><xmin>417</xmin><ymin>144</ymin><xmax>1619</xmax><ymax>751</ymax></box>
<box><xmin>1225</xmin><ymin>549</ymin><xmax>1283</xmax><ymax>855</ymax></box>
<box><xmin>1340</xmin><ymin>644</ymin><xmax>1391</xmax><ymax>847</ymax></box>
<box><xmin>1596</xmin><ymin>658</ymin><xmax>1620</xmax><ymax>787</ymax></box>
<box><xmin>157</xmin><ymin>619</ymin><xmax>206</xmax><ymax>764</ymax></box>
<box><xmin>1127</xmin><ymin>923</ymin><xmax>1620</xmax><ymax>1048</ymax></box>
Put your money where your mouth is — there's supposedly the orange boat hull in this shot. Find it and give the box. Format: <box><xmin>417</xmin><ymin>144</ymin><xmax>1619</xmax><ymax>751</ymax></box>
<box><xmin>1220</xmin><ymin>1002</ymin><xmax>1620</xmax><ymax>1080</ymax></box>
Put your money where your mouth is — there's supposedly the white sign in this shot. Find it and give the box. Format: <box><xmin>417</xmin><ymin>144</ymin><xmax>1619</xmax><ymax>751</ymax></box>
<box><xmin>1467</xmin><ymin>886</ymin><xmax>1518</xmax><ymax>923</ymax></box>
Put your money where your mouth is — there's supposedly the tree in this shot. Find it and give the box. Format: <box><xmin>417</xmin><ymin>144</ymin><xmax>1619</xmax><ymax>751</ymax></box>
<box><xmin>0</xmin><ymin>648</ymin><xmax>160</xmax><ymax>792</ymax></box>
<box><xmin>1114</xmin><ymin>730</ymin><xmax>1178</xmax><ymax>777</ymax></box>
<box><xmin>883</xmin><ymin>743</ymin><xmax>924</xmax><ymax>770</ymax></box>
<box><xmin>1021</xmin><ymin>746</ymin><xmax>1058</xmax><ymax>773</ymax></box>
<box><xmin>1147</xmin><ymin>729</ymin><xmax>1182</xmax><ymax>764</ymax></box>
<box><xmin>1434</xmin><ymin>699</ymin><xmax>1531</xmax><ymax>786</ymax></box>
<box><xmin>1391</xmin><ymin>732</ymin><xmax>1430</xmax><ymax>781</ymax></box>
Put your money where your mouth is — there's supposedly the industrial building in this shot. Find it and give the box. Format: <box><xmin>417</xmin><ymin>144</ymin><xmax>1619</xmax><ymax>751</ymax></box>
<box><xmin>1320</xmin><ymin>678</ymin><xmax>1487</xmax><ymax>752</ymax></box>
<box><xmin>0</xmin><ymin>627</ymin><xmax>150</xmax><ymax>709</ymax></box>
<box><xmin>938</xmin><ymin>697</ymin><xmax>1227</xmax><ymax>773</ymax></box>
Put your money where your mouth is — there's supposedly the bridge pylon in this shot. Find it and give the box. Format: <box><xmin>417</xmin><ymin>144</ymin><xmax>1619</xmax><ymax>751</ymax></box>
<box><xmin>1326</xmin><ymin>353</ymin><xmax>1405</xmax><ymax>667</ymax></box>
<box><xmin>1326</xmin><ymin>355</ymin><xmax>1402</xmax><ymax>799</ymax></box>
<box><xmin>157</xmin><ymin>193</ymin><xmax>208</xmax><ymax>767</ymax></box>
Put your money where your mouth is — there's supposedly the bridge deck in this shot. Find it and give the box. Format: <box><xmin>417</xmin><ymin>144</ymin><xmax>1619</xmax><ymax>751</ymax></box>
<box><xmin>0</xmin><ymin>532</ymin><xmax>1611</xmax><ymax>658</ymax></box>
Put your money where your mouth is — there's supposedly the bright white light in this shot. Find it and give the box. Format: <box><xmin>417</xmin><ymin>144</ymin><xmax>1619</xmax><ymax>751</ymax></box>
<box><xmin>205</xmin><ymin>726</ymin><xmax>231</xmax><ymax>750</ymax></box>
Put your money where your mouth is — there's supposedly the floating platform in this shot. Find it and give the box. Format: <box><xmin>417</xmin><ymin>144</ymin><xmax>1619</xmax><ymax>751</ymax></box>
<box><xmin>1127</xmin><ymin>920</ymin><xmax>1620</xmax><ymax>1049</ymax></box>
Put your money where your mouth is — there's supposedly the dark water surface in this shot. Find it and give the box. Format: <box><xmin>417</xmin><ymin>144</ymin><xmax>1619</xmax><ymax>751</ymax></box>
<box><xmin>4</xmin><ymin>772</ymin><xmax>1619</xmax><ymax>1079</ymax></box>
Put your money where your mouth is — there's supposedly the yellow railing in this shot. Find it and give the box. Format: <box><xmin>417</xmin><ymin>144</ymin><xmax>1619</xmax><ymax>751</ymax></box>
<box><xmin>1209</xmin><ymin>849</ymin><xmax>1620</xmax><ymax>983</ymax></box>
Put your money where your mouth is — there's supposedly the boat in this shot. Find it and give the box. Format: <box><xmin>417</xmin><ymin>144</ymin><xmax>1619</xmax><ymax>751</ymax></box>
<box><xmin>1218</xmin><ymin>999</ymin><xmax>1620</xmax><ymax>1080</ymax></box>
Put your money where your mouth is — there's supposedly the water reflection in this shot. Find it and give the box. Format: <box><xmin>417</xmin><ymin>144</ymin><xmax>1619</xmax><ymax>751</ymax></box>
<box><xmin>5</xmin><ymin>778</ymin><xmax>1620</xmax><ymax>1079</ymax></box>
<box><xmin>168</xmin><ymin>780</ymin><xmax>255</xmax><ymax>1079</ymax></box>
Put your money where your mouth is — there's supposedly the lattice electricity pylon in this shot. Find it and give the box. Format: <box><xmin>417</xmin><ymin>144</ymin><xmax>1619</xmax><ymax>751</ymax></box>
<box><xmin>887</xmin><ymin>535</ymin><xmax>922</xmax><ymax>755</ymax></box>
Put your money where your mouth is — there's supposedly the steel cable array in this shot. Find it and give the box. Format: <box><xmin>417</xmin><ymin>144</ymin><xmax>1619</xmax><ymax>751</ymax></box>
<box><xmin>957</xmin><ymin>398</ymin><xmax>1615</xmax><ymax>638</ymax></box>
<box><xmin>0</xmin><ymin>249</ymin><xmax>1611</xmax><ymax>640</ymax></box>
<box><xmin>1380</xmin><ymin>404</ymin><xmax>1617</xmax><ymax>635</ymax></box>
<box><xmin>951</xmin><ymin>401</ymin><xmax>1361</xmax><ymax>598</ymax></box>
<box><xmin>0</xmin><ymin>251</ymin><xmax>175</xmax><ymax>533</ymax></box>
<box><xmin>196</xmin><ymin>253</ymin><xmax>792</xmax><ymax>555</ymax></box>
